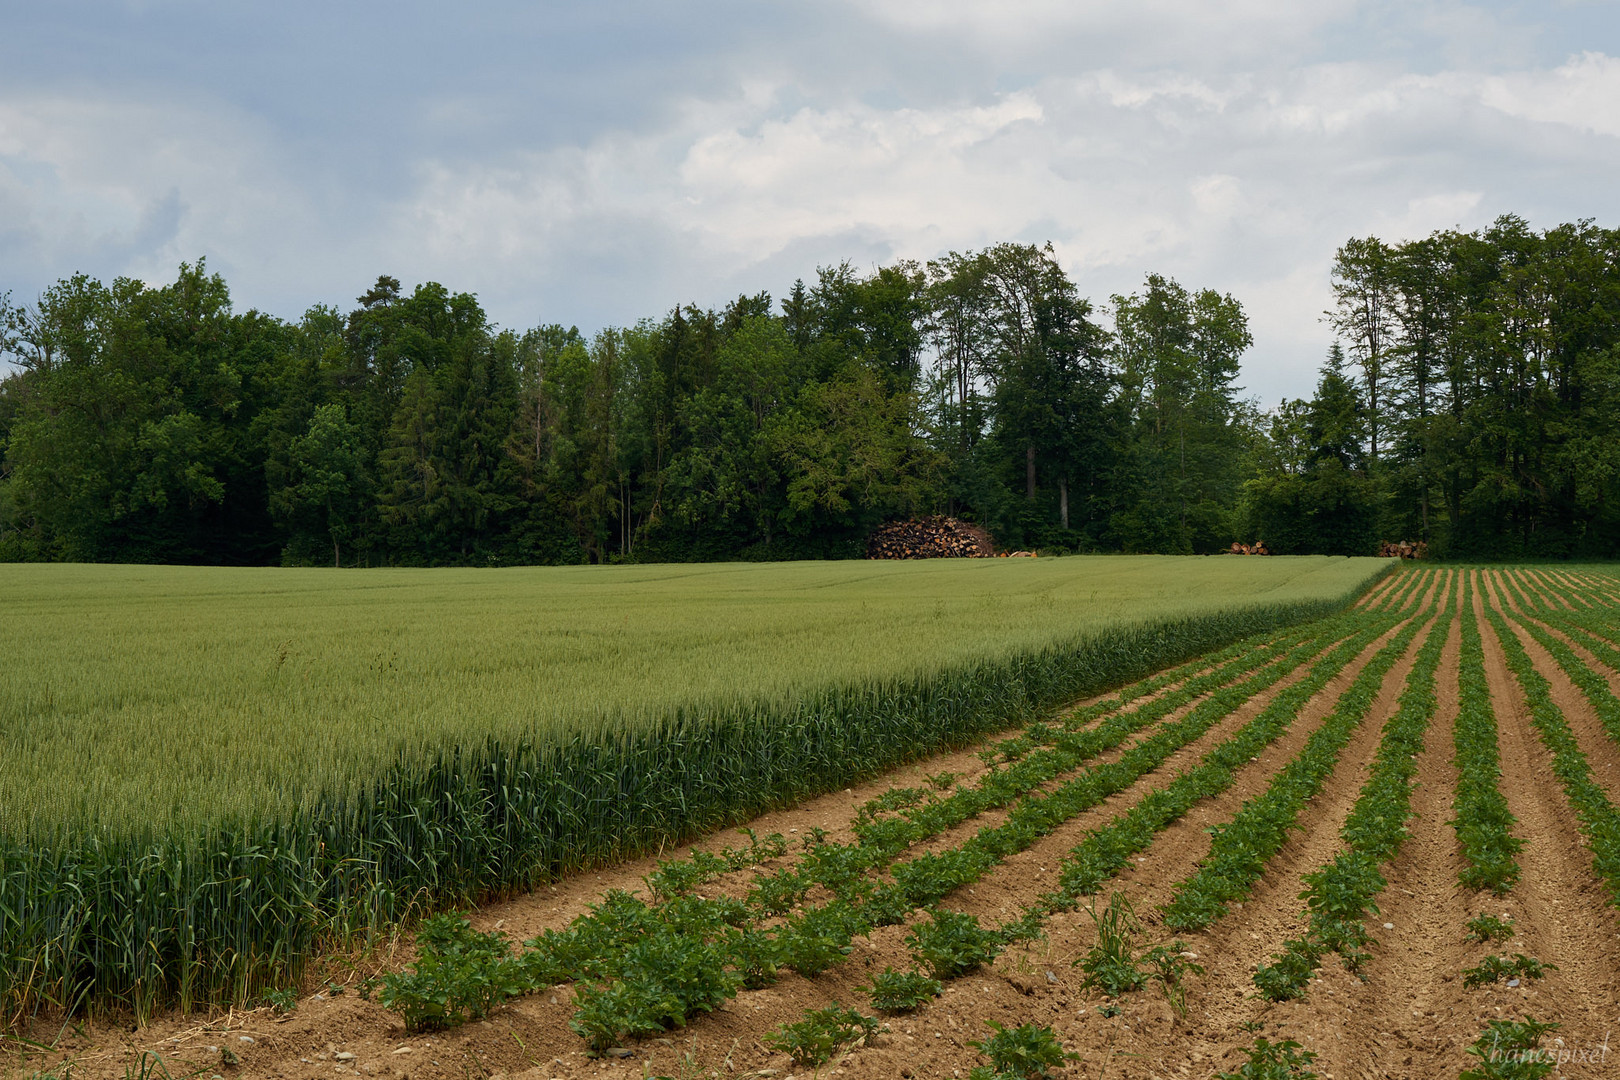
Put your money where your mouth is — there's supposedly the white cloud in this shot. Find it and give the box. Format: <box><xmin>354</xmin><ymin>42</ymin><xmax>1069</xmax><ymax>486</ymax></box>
<box><xmin>0</xmin><ymin>94</ymin><xmax>328</xmax><ymax>300</ymax></box>
<box><xmin>853</xmin><ymin>0</ymin><xmax>1361</xmax><ymax>63</ymax></box>
<box><xmin>1481</xmin><ymin>51</ymin><xmax>1620</xmax><ymax>137</ymax></box>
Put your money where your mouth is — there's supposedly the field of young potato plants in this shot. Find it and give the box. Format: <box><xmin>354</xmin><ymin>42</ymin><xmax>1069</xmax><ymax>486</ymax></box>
<box><xmin>0</xmin><ymin>556</ymin><xmax>1385</xmax><ymax>1030</ymax></box>
<box><xmin>13</xmin><ymin>562</ymin><xmax>1620</xmax><ymax>1080</ymax></box>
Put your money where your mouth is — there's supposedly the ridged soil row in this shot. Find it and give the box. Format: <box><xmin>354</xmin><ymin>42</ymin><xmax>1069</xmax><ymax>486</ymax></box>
<box><xmin>818</xmin><ymin>588</ymin><xmax>1437</xmax><ymax>1080</ymax></box>
<box><xmin>836</xmin><ymin>573</ymin><xmax>1445</xmax><ymax>1080</ymax></box>
<box><xmin>1320</xmin><ymin>572</ymin><xmax>1489</xmax><ymax>1080</ymax></box>
<box><xmin>1356</xmin><ymin>568</ymin><xmax>1408</xmax><ymax>610</ymax></box>
<box><xmin>1495</xmin><ymin>570</ymin><xmax>1620</xmax><ymax>806</ymax></box>
<box><xmin>1148</xmin><ymin>571</ymin><xmax>1447</xmax><ymax>1078</ymax></box>
<box><xmin>1470</xmin><ymin>571</ymin><xmax>1620</xmax><ymax>1055</ymax></box>
<box><xmin>574</xmin><ymin>612</ymin><xmax>1417</xmax><ymax>1080</ymax></box>
<box><xmin>1263</xmin><ymin>569</ymin><xmax>1507</xmax><ymax>1080</ymax></box>
<box><xmin>1524</xmin><ymin>571</ymin><xmax>1579</xmax><ymax>611</ymax></box>
<box><xmin>1528</xmin><ymin>566</ymin><xmax>1612</xmax><ymax>613</ymax></box>
<box><xmin>1536</xmin><ymin>568</ymin><xmax>1595</xmax><ymax>608</ymax></box>
<box><xmin>931</xmin><ymin>609</ymin><xmax>1417</xmax><ymax>925</ymax></box>
<box><xmin>1561</xmin><ymin>569</ymin><xmax>1620</xmax><ymax>609</ymax></box>
<box><xmin>890</xmin><ymin>625</ymin><xmax>1358</xmax><ymax>871</ymax></box>
<box><xmin>1518</xmin><ymin>575</ymin><xmax>1620</xmax><ymax>704</ymax></box>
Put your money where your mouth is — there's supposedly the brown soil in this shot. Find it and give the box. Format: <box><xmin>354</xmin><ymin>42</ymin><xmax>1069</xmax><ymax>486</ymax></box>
<box><xmin>1466</xmin><ymin>572</ymin><xmax>1620</xmax><ymax>1070</ymax></box>
<box><xmin>1355</xmin><ymin>570</ymin><xmax>1404</xmax><ymax>610</ymax></box>
<box><xmin>1485</xmin><ymin>572</ymin><xmax>1620</xmax><ymax>822</ymax></box>
<box><xmin>12</xmin><ymin>569</ymin><xmax>1620</xmax><ymax>1080</ymax></box>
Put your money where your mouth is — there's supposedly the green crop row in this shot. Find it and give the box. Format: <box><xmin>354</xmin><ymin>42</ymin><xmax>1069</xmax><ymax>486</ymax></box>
<box><xmin>1484</xmin><ymin>579</ymin><xmax>1620</xmax><ymax>911</ymax></box>
<box><xmin>645</xmin><ymin>619</ymin><xmax>1321</xmax><ymax>914</ymax></box>
<box><xmin>1253</xmin><ymin>578</ymin><xmax>1453</xmax><ymax>999</ymax></box>
<box><xmin>857</xmin><ymin>623</ymin><xmax>1378</xmax><ymax>921</ymax></box>
<box><xmin>1451</xmin><ymin>572</ymin><xmax>1525</xmax><ymax>895</ymax></box>
<box><xmin>1505</xmin><ymin>572</ymin><xmax>1620</xmax><ymax>756</ymax></box>
<box><xmin>1157</xmin><ymin>595</ymin><xmax>1434</xmax><ymax>932</ymax></box>
<box><xmin>1044</xmin><ymin>610</ymin><xmax>1416</xmax><ymax>914</ymax></box>
<box><xmin>1363</xmin><ymin>566</ymin><xmax>1419</xmax><ymax>612</ymax></box>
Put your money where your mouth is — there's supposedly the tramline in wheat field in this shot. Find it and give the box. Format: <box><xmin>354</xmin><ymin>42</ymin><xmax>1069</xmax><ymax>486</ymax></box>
<box><xmin>7</xmin><ymin>561</ymin><xmax>1620</xmax><ymax>1079</ymax></box>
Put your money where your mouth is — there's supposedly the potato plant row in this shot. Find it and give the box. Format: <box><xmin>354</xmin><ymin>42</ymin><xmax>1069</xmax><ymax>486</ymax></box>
<box><xmin>1054</xmin><ymin>611</ymin><xmax>1412</xmax><ymax>917</ymax></box>
<box><xmin>1451</xmin><ymin>572</ymin><xmax>1525</xmax><ymax>894</ymax></box>
<box><xmin>1252</xmin><ymin>585</ymin><xmax>1454</xmax><ymax>999</ymax></box>
<box><xmin>1158</xmin><ymin>598</ymin><xmax>1433</xmax><ymax>931</ymax></box>
<box><xmin>1485</xmin><ymin>579</ymin><xmax>1620</xmax><ymax>911</ymax></box>
<box><xmin>1228</xmin><ymin>567</ymin><xmax>1620</xmax><ymax>1080</ymax></box>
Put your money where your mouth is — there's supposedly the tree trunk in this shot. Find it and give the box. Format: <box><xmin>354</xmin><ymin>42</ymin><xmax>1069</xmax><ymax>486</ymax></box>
<box><xmin>1059</xmin><ymin>476</ymin><xmax>1069</xmax><ymax>529</ymax></box>
<box><xmin>333</xmin><ymin>537</ymin><xmax>340</xmax><ymax>569</ymax></box>
<box><xmin>1026</xmin><ymin>445</ymin><xmax>1036</xmax><ymax>499</ymax></box>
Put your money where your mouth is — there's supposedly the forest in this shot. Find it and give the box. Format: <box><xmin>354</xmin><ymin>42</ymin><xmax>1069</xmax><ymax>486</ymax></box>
<box><xmin>0</xmin><ymin>214</ymin><xmax>1616</xmax><ymax>566</ymax></box>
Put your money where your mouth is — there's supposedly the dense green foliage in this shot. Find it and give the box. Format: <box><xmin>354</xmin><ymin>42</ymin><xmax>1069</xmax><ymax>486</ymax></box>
<box><xmin>1248</xmin><ymin>218</ymin><xmax>1620</xmax><ymax>558</ymax></box>
<box><xmin>968</xmin><ymin>1020</ymin><xmax>1076</xmax><ymax>1080</ymax></box>
<box><xmin>8</xmin><ymin>217</ymin><xmax>1611</xmax><ymax>563</ymax></box>
<box><xmin>763</xmin><ymin>1004</ymin><xmax>884</xmax><ymax>1067</ymax></box>
<box><xmin>0</xmin><ymin>248</ymin><xmax>1254</xmax><ymax>563</ymax></box>
<box><xmin>1461</xmin><ymin>1017</ymin><xmax>1561</xmax><ymax>1080</ymax></box>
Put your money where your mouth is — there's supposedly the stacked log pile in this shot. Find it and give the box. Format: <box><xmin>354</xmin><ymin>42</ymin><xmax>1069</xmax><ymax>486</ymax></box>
<box><xmin>1379</xmin><ymin>540</ymin><xmax>1429</xmax><ymax>559</ymax></box>
<box><xmin>867</xmin><ymin>517</ymin><xmax>996</xmax><ymax>559</ymax></box>
<box><xmin>1230</xmin><ymin>541</ymin><xmax>1272</xmax><ymax>555</ymax></box>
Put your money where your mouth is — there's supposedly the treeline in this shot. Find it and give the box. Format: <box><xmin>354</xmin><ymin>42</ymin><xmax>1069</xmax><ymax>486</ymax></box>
<box><xmin>1251</xmin><ymin>215</ymin><xmax>1620</xmax><ymax>559</ymax></box>
<box><xmin>1</xmin><ymin>216</ymin><xmax>1617</xmax><ymax>566</ymax></box>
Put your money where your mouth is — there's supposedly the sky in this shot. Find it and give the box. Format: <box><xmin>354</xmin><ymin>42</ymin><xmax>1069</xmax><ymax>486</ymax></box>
<box><xmin>2</xmin><ymin>1</ymin><xmax>1618</xmax><ymax>404</ymax></box>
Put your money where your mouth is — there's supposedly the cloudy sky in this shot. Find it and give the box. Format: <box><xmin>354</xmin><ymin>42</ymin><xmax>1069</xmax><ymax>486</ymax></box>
<box><xmin>2</xmin><ymin>1</ymin><xmax>1617</xmax><ymax>402</ymax></box>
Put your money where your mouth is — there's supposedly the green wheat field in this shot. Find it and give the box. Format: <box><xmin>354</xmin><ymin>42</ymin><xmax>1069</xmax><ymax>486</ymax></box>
<box><xmin>0</xmin><ymin>555</ymin><xmax>1387</xmax><ymax>1018</ymax></box>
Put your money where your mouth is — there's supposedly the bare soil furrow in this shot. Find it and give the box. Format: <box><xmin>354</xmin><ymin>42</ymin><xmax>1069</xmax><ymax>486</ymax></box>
<box><xmin>1142</xmin><ymin>588</ymin><xmax>1444</xmax><ymax>1077</ymax></box>
<box><xmin>1471</xmin><ymin>572</ymin><xmax>1620</xmax><ymax>1068</ymax></box>
<box><xmin>945</xmin><ymin>616</ymin><xmax>1416</xmax><ymax>927</ymax></box>
<box><xmin>895</xmin><ymin>628</ymin><xmax>1354</xmax><ymax>868</ymax></box>
<box><xmin>1357</xmin><ymin>569</ymin><xmax>1406</xmax><ymax>609</ymax></box>
<box><xmin>1489</xmin><ymin>573</ymin><xmax>1620</xmax><ymax>807</ymax></box>
<box><xmin>1316</xmin><ymin>582</ymin><xmax>1486</xmax><ymax>1080</ymax></box>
